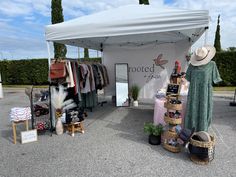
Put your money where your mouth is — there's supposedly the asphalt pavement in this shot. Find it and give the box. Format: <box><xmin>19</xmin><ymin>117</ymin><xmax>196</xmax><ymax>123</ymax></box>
<box><xmin>0</xmin><ymin>88</ymin><xmax>235</xmax><ymax>177</ymax></box>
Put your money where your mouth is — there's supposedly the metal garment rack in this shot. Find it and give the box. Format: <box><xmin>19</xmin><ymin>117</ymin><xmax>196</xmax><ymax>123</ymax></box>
<box><xmin>30</xmin><ymin>84</ymin><xmax>54</xmax><ymax>135</ymax></box>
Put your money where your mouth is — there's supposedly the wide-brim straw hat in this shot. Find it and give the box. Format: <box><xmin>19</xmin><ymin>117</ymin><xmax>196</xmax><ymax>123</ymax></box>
<box><xmin>190</xmin><ymin>45</ymin><xmax>216</xmax><ymax>66</ymax></box>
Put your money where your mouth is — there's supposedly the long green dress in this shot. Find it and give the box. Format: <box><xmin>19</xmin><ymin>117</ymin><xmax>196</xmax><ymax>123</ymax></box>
<box><xmin>184</xmin><ymin>61</ymin><xmax>222</xmax><ymax>131</ymax></box>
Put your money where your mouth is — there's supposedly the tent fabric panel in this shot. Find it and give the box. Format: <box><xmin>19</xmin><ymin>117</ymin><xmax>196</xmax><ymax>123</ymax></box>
<box><xmin>45</xmin><ymin>5</ymin><xmax>209</xmax><ymax>44</ymax></box>
<box><xmin>49</xmin><ymin>28</ymin><xmax>205</xmax><ymax>51</ymax></box>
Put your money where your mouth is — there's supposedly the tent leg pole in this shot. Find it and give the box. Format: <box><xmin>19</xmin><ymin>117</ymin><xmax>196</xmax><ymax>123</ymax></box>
<box><xmin>47</xmin><ymin>41</ymin><xmax>51</xmax><ymax>69</ymax></box>
<box><xmin>204</xmin><ymin>28</ymin><xmax>208</xmax><ymax>45</ymax></box>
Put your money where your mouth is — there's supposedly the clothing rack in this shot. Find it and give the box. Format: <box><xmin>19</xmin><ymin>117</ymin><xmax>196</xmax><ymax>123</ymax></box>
<box><xmin>30</xmin><ymin>84</ymin><xmax>54</xmax><ymax>135</ymax></box>
<box><xmin>50</xmin><ymin>58</ymin><xmax>109</xmax><ymax>112</ymax></box>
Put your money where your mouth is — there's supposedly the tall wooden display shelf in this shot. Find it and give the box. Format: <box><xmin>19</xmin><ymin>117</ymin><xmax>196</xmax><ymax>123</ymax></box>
<box><xmin>163</xmin><ymin>94</ymin><xmax>182</xmax><ymax>153</ymax></box>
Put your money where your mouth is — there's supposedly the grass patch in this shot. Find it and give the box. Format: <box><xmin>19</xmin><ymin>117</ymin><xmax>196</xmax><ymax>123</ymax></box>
<box><xmin>213</xmin><ymin>86</ymin><xmax>236</xmax><ymax>91</ymax></box>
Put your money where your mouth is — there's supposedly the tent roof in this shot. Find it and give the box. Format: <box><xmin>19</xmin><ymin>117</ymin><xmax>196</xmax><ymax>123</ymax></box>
<box><xmin>45</xmin><ymin>5</ymin><xmax>209</xmax><ymax>50</ymax></box>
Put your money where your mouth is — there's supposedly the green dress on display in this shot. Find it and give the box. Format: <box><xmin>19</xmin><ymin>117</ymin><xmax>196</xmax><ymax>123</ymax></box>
<box><xmin>184</xmin><ymin>61</ymin><xmax>222</xmax><ymax>131</ymax></box>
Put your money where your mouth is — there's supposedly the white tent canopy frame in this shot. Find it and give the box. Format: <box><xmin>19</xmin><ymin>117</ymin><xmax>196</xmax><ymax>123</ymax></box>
<box><xmin>45</xmin><ymin>5</ymin><xmax>209</xmax><ymax>99</ymax></box>
<box><xmin>45</xmin><ymin>5</ymin><xmax>209</xmax><ymax>49</ymax></box>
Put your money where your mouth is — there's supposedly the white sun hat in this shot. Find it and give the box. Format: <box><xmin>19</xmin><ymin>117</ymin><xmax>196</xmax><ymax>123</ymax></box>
<box><xmin>190</xmin><ymin>45</ymin><xmax>216</xmax><ymax>66</ymax></box>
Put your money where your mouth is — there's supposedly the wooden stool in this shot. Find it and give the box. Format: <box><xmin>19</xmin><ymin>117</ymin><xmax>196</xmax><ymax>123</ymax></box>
<box><xmin>12</xmin><ymin>120</ymin><xmax>29</xmax><ymax>144</ymax></box>
<box><xmin>64</xmin><ymin>122</ymin><xmax>84</xmax><ymax>137</ymax></box>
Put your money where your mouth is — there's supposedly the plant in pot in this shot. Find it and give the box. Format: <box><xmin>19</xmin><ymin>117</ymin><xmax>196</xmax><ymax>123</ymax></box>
<box><xmin>144</xmin><ymin>123</ymin><xmax>163</xmax><ymax>145</ymax></box>
<box><xmin>130</xmin><ymin>84</ymin><xmax>140</xmax><ymax>107</ymax></box>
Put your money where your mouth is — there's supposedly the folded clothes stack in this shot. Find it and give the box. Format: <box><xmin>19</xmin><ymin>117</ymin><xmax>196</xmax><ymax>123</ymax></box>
<box><xmin>9</xmin><ymin>107</ymin><xmax>31</xmax><ymax>122</ymax></box>
<box><xmin>155</xmin><ymin>89</ymin><xmax>166</xmax><ymax>99</ymax></box>
<box><xmin>34</xmin><ymin>104</ymin><xmax>49</xmax><ymax>117</ymax></box>
<box><xmin>169</xmin><ymin>99</ymin><xmax>181</xmax><ymax>104</ymax></box>
<box><xmin>165</xmin><ymin>111</ymin><xmax>181</xmax><ymax>119</ymax></box>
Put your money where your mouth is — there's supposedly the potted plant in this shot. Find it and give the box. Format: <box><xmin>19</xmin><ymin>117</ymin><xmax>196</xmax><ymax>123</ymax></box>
<box><xmin>144</xmin><ymin>123</ymin><xmax>163</xmax><ymax>145</ymax></box>
<box><xmin>130</xmin><ymin>84</ymin><xmax>140</xmax><ymax>107</ymax></box>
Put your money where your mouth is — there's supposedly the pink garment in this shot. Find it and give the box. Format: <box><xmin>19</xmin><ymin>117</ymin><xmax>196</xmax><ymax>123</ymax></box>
<box><xmin>153</xmin><ymin>98</ymin><xmax>167</xmax><ymax>126</ymax></box>
<box><xmin>153</xmin><ymin>97</ymin><xmax>186</xmax><ymax>126</ymax></box>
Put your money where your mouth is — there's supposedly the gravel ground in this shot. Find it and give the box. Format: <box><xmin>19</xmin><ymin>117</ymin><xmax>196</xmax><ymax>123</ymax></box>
<box><xmin>0</xmin><ymin>88</ymin><xmax>236</xmax><ymax>177</ymax></box>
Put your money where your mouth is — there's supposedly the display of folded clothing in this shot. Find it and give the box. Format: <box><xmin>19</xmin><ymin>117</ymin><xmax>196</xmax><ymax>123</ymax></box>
<box><xmin>34</xmin><ymin>104</ymin><xmax>49</xmax><ymax>117</ymax></box>
<box><xmin>175</xmin><ymin>128</ymin><xmax>195</xmax><ymax>144</ymax></box>
<box><xmin>65</xmin><ymin>107</ymin><xmax>86</xmax><ymax>124</ymax></box>
<box><xmin>165</xmin><ymin>111</ymin><xmax>181</xmax><ymax>118</ymax></box>
<box><xmin>36</xmin><ymin>121</ymin><xmax>50</xmax><ymax>131</ymax></box>
<box><xmin>39</xmin><ymin>90</ymin><xmax>49</xmax><ymax>101</ymax></box>
<box><xmin>9</xmin><ymin>107</ymin><xmax>31</xmax><ymax>122</ymax></box>
<box><xmin>169</xmin><ymin>99</ymin><xmax>181</xmax><ymax>104</ymax></box>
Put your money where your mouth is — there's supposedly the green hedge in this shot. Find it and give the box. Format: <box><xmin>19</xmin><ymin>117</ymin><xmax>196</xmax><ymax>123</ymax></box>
<box><xmin>0</xmin><ymin>58</ymin><xmax>101</xmax><ymax>85</ymax></box>
<box><xmin>213</xmin><ymin>51</ymin><xmax>236</xmax><ymax>86</ymax></box>
<box><xmin>0</xmin><ymin>54</ymin><xmax>235</xmax><ymax>86</ymax></box>
<box><xmin>0</xmin><ymin>59</ymin><xmax>49</xmax><ymax>85</ymax></box>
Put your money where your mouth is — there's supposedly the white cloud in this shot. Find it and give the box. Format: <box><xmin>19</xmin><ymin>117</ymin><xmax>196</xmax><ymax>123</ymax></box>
<box><xmin>0</xmin><ymin>21</ymin><xmax>17</xmax><ymax>34</ymax></box>
<box><xmin>0</xmin><ymin>0</ymin><xmax>235</xmax><ymax>59</ymax></box>
<box><xmin>0</xmin><ymin>1</ymin><xmax>32</xmax><ymax>16</ymax></box>
<box><xmin>171</xmin><ymin>0</ymin><xmax>236</xmax><ymax>49</ymax></box>
<box><xmin>0</xmin><ymin>35</ymin><xmax>47</xmax><ymax>59</ymax></box>
<box><xmin>31</xmin><ymin>1</ymin><xmax>50</xmax><ymax>16</ymax></box>
<box><xmin>0</xmin><ymin>0</ymin><xmax>50</xmax><ymax>17</ymax></box>
<box><xmin>62</xmin><ymin>0</ymin><xmax>138</xmax><ymax>17</ymax></box>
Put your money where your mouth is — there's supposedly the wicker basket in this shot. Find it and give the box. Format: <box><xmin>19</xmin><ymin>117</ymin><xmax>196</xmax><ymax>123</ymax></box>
<box><xmin>164</xmin><ymin>102</ymin><xmax>182</xmax><ymax>110</ymax></box>
<box><xmin>190</xmin><ymin>135</ymin><xmax>215</xmax><ymax>148</ymax></box>
<box><xmin>164</xmin><ymin>130</ymin><xmax>179</xmax><ymax>139</ymax></box>
<box><xmin>189</xmin><ymin>135</ymin><xmax>215</xmax><ymax>164</ymax></box>
<box><xmin>164</xmin><ymin>115</ymin><xmax>182</xmax><ymax>125</ymax></box>
<box><xmin>190</xmin><ymin>154</ymin><xmax>211</xmax><ymax>165</ymax></box>
<box><xmin>163</xmin><ymin>143</ymin><xmax>181</xmax><ymax>153</ymax></box>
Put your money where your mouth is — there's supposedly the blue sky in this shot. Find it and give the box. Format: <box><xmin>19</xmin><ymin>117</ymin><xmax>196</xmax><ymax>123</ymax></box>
<box><xmin>0</xmin><ymin>0</ymin><xmax>235</xmax><ymax>60</ymax></box>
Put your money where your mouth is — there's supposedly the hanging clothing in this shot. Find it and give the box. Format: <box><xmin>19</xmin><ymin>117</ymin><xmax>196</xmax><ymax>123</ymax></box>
<box><xmin>97</xmin><ymin>64</ymin><xmax>106</xmax><ymax>87</ymax></box>
<box><xmin>91</xmin><ymin>64</ymin><xmax>100</xmax><ymax>89</ymax></box>
<box><xmin>80</xmin><ymin>64</ymin><xmax>91</xmax><ymax>93</ymax></box>
<box><xmin>81</xmin><ymin>91</ymin><xmax>97</xmax><ymax>108</ymax></box>
<box><xmin>184</xmin><ymin>61</ymin><xmax>222</xmax><ymax>131</ymax></box>
<box><xmin>92</xmin><ymin>64</ymin><xmax>103</xmax><ymax>90</ymax></box>
<box><xmin>102</xmin><ymin>64</ymin><xmax>110</xmax><ymax>86</ymax></box>
<box><xmin>65</xmin><ymin>61</ymin><xmax>75</xmax><ymax>88</ymax></box>
<box><xmin>71</xmin><ymin>61</ymin><xmax>81</xmax><ymax>101</ymax></box>
<box><xmin>87</xmin><ymin>64</ymin><xmax>96</xmax><ymax>91</ymax></box>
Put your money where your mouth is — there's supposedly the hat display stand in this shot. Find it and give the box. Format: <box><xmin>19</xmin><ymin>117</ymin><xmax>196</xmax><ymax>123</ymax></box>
<box><xmin>162</xmin><ymin>75</ymin><xmax>182</xmax><ymax>153</ymax></box>
<box><xmin>163</xmin><ymin>94</ymin><xmax>182</xmax><ymax>153</ymax></box>
<box><xmin>189</xmin><ymin>134</ymin><xmax>215</xmax><ymax>165</ymax></box>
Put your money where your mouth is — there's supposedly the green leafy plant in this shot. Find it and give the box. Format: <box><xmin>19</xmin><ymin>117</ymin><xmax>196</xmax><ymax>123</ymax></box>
<box><xmin>130</xmin><ymin>85</ymin><xmax>140</xmax><ymax>101</ymax></box>
<box><xmin>144</xmin><ymin>123</ymin><xmax>163</xmax><ymax>136</ymax></box>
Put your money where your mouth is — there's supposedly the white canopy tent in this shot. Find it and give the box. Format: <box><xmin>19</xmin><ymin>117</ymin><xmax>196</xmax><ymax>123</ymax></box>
<box><xmin>45</xmin><ymin>5</ymin><xmax>209</xmax><ymax>100</ymax></box>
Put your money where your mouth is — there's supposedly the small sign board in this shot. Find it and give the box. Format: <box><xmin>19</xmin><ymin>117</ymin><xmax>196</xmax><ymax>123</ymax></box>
<box><xmin>166</xmin><ymin>84</ymin><xmax>180</xmax><ymax>96</ymax></box>
<box><xmin>21</xmin><ymin>129</ymin><xmax>38</xmax><ymax>144</ymax></box>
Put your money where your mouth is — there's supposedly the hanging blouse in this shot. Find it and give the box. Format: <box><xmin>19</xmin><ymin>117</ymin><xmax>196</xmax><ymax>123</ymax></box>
<box><xmin>87</xmin><ymin>64</ymin><xmax>96</xmax><ymax>91</ymax></box>
<box><xmin>65</xmin><ymin>61</ymin><xmax>75</xmax><ymax>88</ymax></box>
<box><xmin>80</xmin><ymin>64</ymin><xmax>91</xmax><ymax>93</ymax></box>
